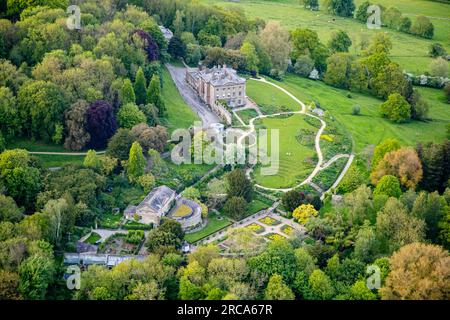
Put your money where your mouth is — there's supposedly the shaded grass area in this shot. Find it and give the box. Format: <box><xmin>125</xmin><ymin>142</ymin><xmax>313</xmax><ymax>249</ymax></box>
<box><xmin>161</xmin><ymin>66</ymin><xmax>200</xmax><ymax>133</ymax></box>
<box><xmin>184</xmin><ymin>214</ymin><xmax>232</xmax><ymax>243</ymax></box>
<box><xmin>7</xmin><ymin>138</ymin><xmax>68</xmax><ymax>152</ymax></box>
<box><xmin>6</xmin><ymin>138</ymin><xmax>86</xmax><ymax>167</ymax></box>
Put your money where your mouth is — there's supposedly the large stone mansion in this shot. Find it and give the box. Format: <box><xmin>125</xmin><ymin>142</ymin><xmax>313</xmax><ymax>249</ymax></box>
<box><xmin>124</xmin><ymin>185</ymin><xmax>202</xmax><ymax>231</ymax></box>
<box><xmin>186</xmin><ymin>64</ymin><xmax>247</xmax><ymax>109</ymax></box>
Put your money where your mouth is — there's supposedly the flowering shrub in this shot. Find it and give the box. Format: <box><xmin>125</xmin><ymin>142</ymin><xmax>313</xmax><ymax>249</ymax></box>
<box><xmin>292</xmin><ymin>204</ymin><xmax>318</xmax><ymax>225</ymax></box>
<box><xmin>320</xmin><ymin>134</ymin><xmax>334</xmax><ymax>142</ymax></box>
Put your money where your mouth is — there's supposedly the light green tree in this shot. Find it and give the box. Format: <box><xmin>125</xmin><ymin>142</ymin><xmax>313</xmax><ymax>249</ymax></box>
<box><xmin>374</xmin><ymin>175</ymin><xmax>402</xmax><ymax>198</ymax></box>
<box><xmin>134</xmin><ymin>67</ymin><xmax>147</xmax><ymax>105</ymax></box>
<box><xmin>127</xmin><ymin>142</ymin><xmax>146</xmax><ymax>182</ymax></box>
<box><xmin>118</xmin><ymin>103</ymin><xmax>147</xmax><ymax>129</ymax></box>
<box><xmin>264</xmin><ymin>274</ymin><xmax>295</xmax><ymax>300</ymax></box>
<box><xmin>240</xmin><ymin>41</ymin><xmax>259</xmax><ymax>73</ymax></box>
<box><xmin>121</xmin><ymin>79</ymin><xmax>136</xmax><ymax>105</ymax></box>
<box><xmin>307</xmin><ymin>269</ymin><xmax>335</xmax><ymax>300</ymax></box>
<box><xmin>83</xmin><ymin>150</ymin><xmax>101</xmax><ymax>170</ymax></box>
<box><xmin>380</xmin><ymin>93</ymin><xmax>411</xmax><ymax>123</ymax></box>
<box><xmin>147</xmin><ymin>75</ymin><xmax>165</xmax><ymax>116</ymax></box>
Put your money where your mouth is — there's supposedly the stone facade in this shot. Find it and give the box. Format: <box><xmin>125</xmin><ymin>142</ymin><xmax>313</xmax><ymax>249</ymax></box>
<box><xmin>124</xmin><ymin>185</ymin><xmax>176</xmax><ymax>226</ymax></box>
<box><xmin>169</xmin><ymin>198</ymin><xmax>203</xmax><ymax>231</ymax></box>
<box><xmin>124</xmin><ymin>185</ymin><xmax>203</xmax><ymax>231</ymax></box>
<box><xmin>186</xmin><ymin>64</ymin><xmax>246</xmax><ymax>109</ymax></box>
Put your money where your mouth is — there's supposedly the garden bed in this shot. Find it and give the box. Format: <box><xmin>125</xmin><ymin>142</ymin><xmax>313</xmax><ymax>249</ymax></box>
<box><xmin>264</xmin><ymin>233</ymin><xmax>287</xmax><ymax>241</ymax></box>
<box><xmin>312</xmin><ymin>157</ymin><xmax>348</xmax><ymax>191</ymax></box>
<box><xmin>258</xmin><ymin>216</ymin><xmax>281</xmax><ymax>226</ymax></box>
<box><xmin>280</xmin><ymin>225</ymin><xmax>295</xmax><ymax>236</ymax></box>
<box><xmin>98</xmin><ymin>233</ymin><xmax>140</xmax><ymax>255</ymax></box>
<box><xmin>244</xmin><ymin>222</ymin><xmax>266</xmax><ymax>234</ymax></box>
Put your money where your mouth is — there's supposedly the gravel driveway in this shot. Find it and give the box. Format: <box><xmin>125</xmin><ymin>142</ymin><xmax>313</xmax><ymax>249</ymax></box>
<box><xmin>166</xmin><ymin>63</ymin><xmax>221</xmax><ymax>126</ymax></box>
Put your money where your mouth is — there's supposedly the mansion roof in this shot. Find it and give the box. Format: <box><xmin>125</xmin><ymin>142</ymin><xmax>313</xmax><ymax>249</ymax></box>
<box><xmin>189</xmin><ymin>65</ymin><xmax>246</xmax><ymax>87</ymax></box>
<box><xmin>137</xmin><ymin>185</ymin><xmax>175</xmax><ymax>214</ymax></box>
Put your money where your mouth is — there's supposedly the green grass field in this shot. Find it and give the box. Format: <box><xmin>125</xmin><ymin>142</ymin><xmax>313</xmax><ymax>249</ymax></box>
<box><xmin>246</xmin><ymin>80</ymin><xmax>300</xmax><ymax>113</ymax></box>
<box><xmin>266</xmin><ymin>75</ymin><xmax>449</xmax><ymax>153</ymax></box>
<box><xmin>252</xmin><ymin>114</ymin><xmax>318</xmax><ymax>189</ymax></box>
<box><xmin>236</xmin><ymin>108</ymin><xmax>260</xmax><ymax>124</ymax></box>
<box><xmin>200</xmin><ymin>0</ymin><xmax>450</xmax><ymax>76</ymax></box>
<box><xmin>6</xmin><ymin>138</ymin><xmax>86</xmax><ymax>168</ymax></box>
<box><xmin>184</xmin><ymin>214</ymin><xmax>232</xmax><ymax>243</ymax></box>
<box><xmin>161</xmin><ymin>67</ymin><xmax>200</xmax><ymax>133</ymax></box>
<box><xmin>246</xmin><ymin>198</ymin><xmax>271</xmax><ymax>216</ymax></box>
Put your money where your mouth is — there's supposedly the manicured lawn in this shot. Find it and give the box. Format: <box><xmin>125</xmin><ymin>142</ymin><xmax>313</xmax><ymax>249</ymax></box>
<box><xmin>7</xmin><ymin>138</ymin><xmax>69</xmax><ymax>152</ymax></box>
<box><xmin>184</xmin><ymin>214</ymin><xmax>232</xmax><ymax>243</ymax></box>
<box><xmin>172</xmin><ymin>204</ymin><xmax>193</xmax><ymax>217</ymax></box>
<box><xmin>123</xmin><ymin>220</ymin><xmax>153</xmax><ymax>230</ymax></box>
<box><xmin>161</xmin><ymin>67</ymin><xmax>200</xmax><ymax>133</ymax></box>
<box><xmin>98</xmin><ymin>212</ymin><xmax>123</xmax><ymax>229</ymax></box>
<box><xmin>34</xmin><ymin>154</ymin><xmax>85</xmax><ymax>168</ymax></box>
<box><xmin>200</xmin><ymin>0</ymin><xmax>450</xmax><ymax>76</ymax></box>
<box><xmin>85</xmin><ymin>232</ymin><xmax>101</xmax><ymax>245</ymax></box>
<box><xmin>267</xmin><ymin>75</ymin><xmax>450</xmax><ymax>153</ymax></box>
<box><xmin>6</xmin><ymin>138</ymin><xmax>87</xmax><ymax>167</ymax></box>
<box><xmin>246</xmin><ymin>198</ymin><xmax>271</xmax><ymax>216</ymax></box>
<box><xmin>236</xmin><ymin>108</ymin><xmax>259</xmax><ymax>124</ymax></box>
<box><xmin>252</xmin><ymin>114</ymin><xmax>318</xmax><ymax>189</ymax></box>
<box><xmin>247</xmin><ymin>80</ymin><xmax>300</xmax><ymax>114</ymax></box>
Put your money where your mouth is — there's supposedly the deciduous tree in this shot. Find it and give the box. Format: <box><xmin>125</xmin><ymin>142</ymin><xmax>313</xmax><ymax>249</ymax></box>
<box><xmin>371</xmin><ymin>147</ymin><xmax>423</xmax><ymax>189</ymax></box>
<box><xmin>328</xmin><ymin>30</ymin><xmax>352</xmax><ymax>53</ymax></box>
<box><xmin>226</xmin><ymin>169</ymin><xmax>253</xmax><ymax>202</ymax></box>
<box><xmin>373</xmin><ymin>175</ymin><xmax>402</xmax><ymax>198</ymax></box>
<box><xmin>376</xmin><ymin>198</ymin><xmax>425</xmax><ymax>253</ymax></box>
<box><xmin>380</xmin><ymin>243</ymin><xmax>449</xmax><ymax>300</ymax></box>
<box><xmin>118</xmin><ymin>103</ymin><xmax>147</xmax><ymax>129</ymax></box>
<box><xmin>380</xmin><ymin>93</ymin><xmax>411</xmax><ymax>122</ymax></box>
<box><xmin>293</xmin><ymin>204</ymin><xmax>318</xmax><ymax>225</ymax></box>
<box><xmin>85</xmin><ymin>100</ymin><xmax>118</xmax><ymax>150</ymax></box>
<box><xmin>64</xmin><ymin>100</ymin><xmax>90</xmax><ymax>151</ymax></box>
<box><xmin>264</xmin><ymin>274</ymin><xmax>295</xmax><ymax>300</ymax></box>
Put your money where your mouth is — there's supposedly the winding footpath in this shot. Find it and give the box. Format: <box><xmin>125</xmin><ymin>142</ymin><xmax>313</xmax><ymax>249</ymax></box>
<box><xmin>240</xmin><ymin>77</ymin><xmax>354</xmax><ymax>195</ymax></box>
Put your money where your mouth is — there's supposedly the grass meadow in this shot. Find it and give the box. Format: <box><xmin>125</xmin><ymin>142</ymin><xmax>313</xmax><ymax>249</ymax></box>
<box><xmin>200</xmin><ymin>0</ymin><xmax>450</xmax><ymax>76</ymax></box>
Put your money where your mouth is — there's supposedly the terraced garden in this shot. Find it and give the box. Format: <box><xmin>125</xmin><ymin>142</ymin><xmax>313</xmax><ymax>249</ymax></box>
<box><xmin>252</xmin><ymin>114</ymin><xmax>318</xmax><ymax>189</ymax></box>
